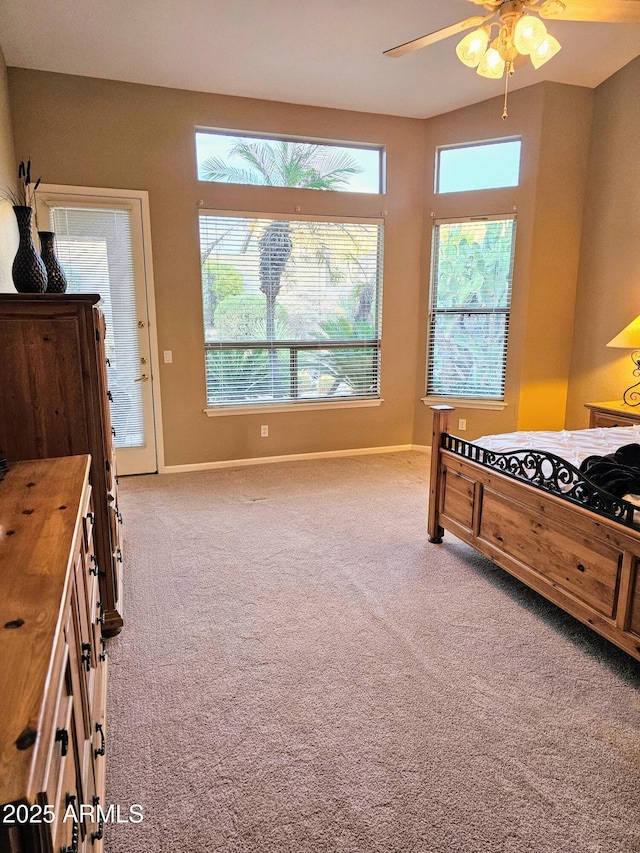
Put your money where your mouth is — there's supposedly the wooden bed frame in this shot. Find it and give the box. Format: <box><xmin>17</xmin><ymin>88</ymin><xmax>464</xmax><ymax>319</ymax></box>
<box><xmin>428</xmin><ymin>405</ymin><xmax>640</xmax><ymax>662</ymax></box>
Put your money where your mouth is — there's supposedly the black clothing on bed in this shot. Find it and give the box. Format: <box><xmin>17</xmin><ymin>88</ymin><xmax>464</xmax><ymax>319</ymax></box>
<box><xmin>579</xmin><ymin>443</ymin><xmax>640</xmax><ymax>498</ymax></box>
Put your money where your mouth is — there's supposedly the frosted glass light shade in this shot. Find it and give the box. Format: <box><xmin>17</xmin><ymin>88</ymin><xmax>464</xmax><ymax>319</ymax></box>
<box><xmin>530</xmin><ymin>34</ymin><xmax>561</xmax><ymax>69</ymax></box>
<box><xmin>607</xmin><ymin>315</ymin><xmax>640</xmax><ymax>348</ymax></box>
<box><xmin>456</xmin><ymin>27</ymin><xmax>490</xmax><ymax>68</ymax></box>
<box><xmin>514</xmin><ymin>15</ymin><xmax>547</xmax><ymax>55</ymax></box>
<box><xmin>477</xmin><ymin>47</ymin><xmax>505</xmax><ymax>79</ymax></box>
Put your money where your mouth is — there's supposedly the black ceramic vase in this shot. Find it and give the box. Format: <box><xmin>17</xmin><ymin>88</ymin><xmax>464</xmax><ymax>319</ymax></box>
<box><xmin>12</xmin><ymin>206</ymin><xmax>48</xmax><ymax>293</ymax></box>
<box><xmin>38</xmin><ymin>231</ymin><xmax>68</xmax><ymax>293</ymax></box>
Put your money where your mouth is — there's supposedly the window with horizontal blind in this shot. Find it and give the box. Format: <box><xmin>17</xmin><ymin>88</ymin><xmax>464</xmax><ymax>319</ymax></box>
<box><xmin>426</xmin><ymin>215</ymin><xmax>516</xmax><ymax>400</ymax></box>
<box><xmin>200</xmin><ymin>212</ymin><xmax>383</xmax><ymax>408</ymax></box>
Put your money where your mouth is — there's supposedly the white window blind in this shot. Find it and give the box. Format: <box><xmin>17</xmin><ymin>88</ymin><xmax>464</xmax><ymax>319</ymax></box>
<box><xmin>49</xmin><ymin>205</ymin><xmax>145</xmax><ymax>446</ymax></box>
<box><xmin>427</xmin><ymin>215</ymin><xmax>516</xmax><ymax>400</ymax></box>
<box><xmin>200</xmin><ymin>212</ymin><xmax>383</xmax><ymax>407</ymax></box>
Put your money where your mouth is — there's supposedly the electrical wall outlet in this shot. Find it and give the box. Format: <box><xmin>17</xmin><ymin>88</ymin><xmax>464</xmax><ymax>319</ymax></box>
<box><xmin>260</xmin><ymin>425</ymin><xmax>269</xmax><ymax>437</ymax></box>
<box><xmin>163</xmin><ymin>350</ymin><xmax>173</xmax><ymax>363</ymax></box>
<box><xmin>458</xmin><ymin>418</ymin><xmax>467</xmax><ymax>431</ymax></box>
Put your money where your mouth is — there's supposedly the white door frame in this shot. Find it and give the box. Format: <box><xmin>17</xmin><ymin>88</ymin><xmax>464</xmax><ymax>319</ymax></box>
<box><xmin>36</xmin><ymin>184</ymin><xmax>165</xmax><ymax>474</ymax></box>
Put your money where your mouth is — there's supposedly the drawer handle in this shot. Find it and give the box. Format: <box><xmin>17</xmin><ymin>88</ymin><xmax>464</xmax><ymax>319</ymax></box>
<box><xmin>55</xmin><ymin>727</ymin><xmax>69</xmax><ymax>757</ymax></box>
<box><xmin>81</xmin><ymin>642</ymin><xmax>92</xmax><ymax>672</ymax></box>
<box><xmin>87</xmin><ymin>512</ymin><xmax>95</xmax><ymax>525</ymax></box>
<box><xmin>61</xmin><ymin>794</ymin><xmax>79</xmax><ymax>853</ymax></box>
<box><xmin>116</xmin><ymin>508</ymin><xmax>123</xmax><ymax>524</ymax></box>
<box><xmin>107</xmin><ymin>390</ymin><xmax>113</xmax><ymax>402</ymax></box>
<box><xmin>95</xmin><ymin>722</ymin><xmax>106</xmax><ymax>758</ymax></box>
<box><xmin>116</xmin><ymin>548</ymin><xmax>123</xmax><ymax>564</ymax></box>
<box><xmin>89</xmin><ymin>554</ymin><xmax>99</xmax><ymax>576</ymax></box>
<box><xmin>91</xmin><ymin>818</ymin><xmax>104</xmax><ymax>844</ymax></box>
<box><xmin>91</xmin><ymin>796</ymin><xmax>104</xmax><ymax>843</ymax></box>
<box><xmin>111</xmin><ymin>426</ymin><xmax>116</xmax><ymax>437</ymax></box>
<box><xmin>99</xmin><ymin>637</ymin><xmax>107</xmax><ymax>662</ymax></box>
<box><xmin>96</xmin><ymin>601</ymin><xmax>105</xmax><ymax>625</ymax></box>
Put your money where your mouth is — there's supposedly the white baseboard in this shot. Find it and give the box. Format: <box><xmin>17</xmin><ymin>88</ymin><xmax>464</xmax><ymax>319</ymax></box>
<box><xmin>159</xmin><ymin>444</ymin><xmax>426</xmax><ymax>474</ymax></box>
<box><xmin>411</xmin><ymin>444</ymin><xmax>431</xmax><ymax>454</ymax></box>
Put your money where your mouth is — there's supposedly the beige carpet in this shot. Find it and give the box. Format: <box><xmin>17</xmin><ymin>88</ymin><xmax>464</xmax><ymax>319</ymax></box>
<box><xmin>104</xmin><ymin>452</ymin><xmax>640</xmax><ymax>853</ymax></box>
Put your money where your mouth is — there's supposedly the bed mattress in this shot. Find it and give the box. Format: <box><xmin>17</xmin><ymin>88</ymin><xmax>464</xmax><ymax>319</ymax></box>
<box><xmin>473</xmin><ymin>425</ymin><xmax>640</xmax><ymax>467</ymax></box>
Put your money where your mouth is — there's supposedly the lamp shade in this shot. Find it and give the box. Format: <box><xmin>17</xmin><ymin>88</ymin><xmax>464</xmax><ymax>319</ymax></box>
<box><xmin>607</xmin><ymin>315</ymin><xmax>640</xmax><ymax>348</ymax></box>
<box><xmin>530</xmin><ymin>34</ymin><xmax>561</xmax><ymax>69</ymax></box>
<box><xmin>514</xmin><ymin>15</ymin><xmax>547</xmax><ymax>55</ymax></box>
<box><xmin>456</xmin><ymin>27</ymin><xmax>490</xmax><ymax>68</ymax></box>
<box><xmin>477</xmin><ymin>47</ymin><xmax>505</xmax><ymax>79</ymax></box>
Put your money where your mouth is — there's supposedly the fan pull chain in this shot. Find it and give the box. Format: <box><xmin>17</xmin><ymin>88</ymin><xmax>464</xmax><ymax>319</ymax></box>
<box><xmin>502</xmin><ymin>60</ymin><xmax>516</xmax><ymax>119</ymax></box>
<box><xmin>502</xmin><ymin>61</ymin><xmax>514</xmax><ymax>120</ymax></box>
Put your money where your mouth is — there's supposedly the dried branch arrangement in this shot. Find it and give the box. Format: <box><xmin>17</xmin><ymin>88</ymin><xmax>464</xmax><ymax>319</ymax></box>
<box><xmin>1</xmin><ymin>159</ymin><xmax>41</xmax><ymax>208</ymax></box>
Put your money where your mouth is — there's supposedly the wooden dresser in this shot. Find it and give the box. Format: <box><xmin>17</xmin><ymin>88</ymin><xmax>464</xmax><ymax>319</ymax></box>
<box><xmin>0</xmin><ymin>457</ymin><xmax>108</xmax><ymax>852</ymax></box>
<box><xmin>585</xmin><ymin>400</ymin><xmax>640</xmax><ymax>428</ymax></box>
<box><xmin>0</xmin><ymin>294</ymin><xmax>124</xmax><ymax>636</ymax></box>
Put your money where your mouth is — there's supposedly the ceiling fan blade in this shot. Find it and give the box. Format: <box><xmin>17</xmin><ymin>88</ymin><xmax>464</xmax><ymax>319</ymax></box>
<box><xmin>384</xmin><ymin>14</ymin><xmax>495</xmax><ymax>58</ymax></box>
<box><xmin>538</xmin><ymin>0</ymin><xmax>640</xmax><ymax>23</ymax></box>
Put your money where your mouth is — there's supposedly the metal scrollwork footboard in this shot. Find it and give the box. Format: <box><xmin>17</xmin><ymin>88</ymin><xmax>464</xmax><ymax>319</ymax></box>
<box><xmin>442</xmin><ymin>433</ymin><xmax>639</xmax><ymax>529</ymax></box>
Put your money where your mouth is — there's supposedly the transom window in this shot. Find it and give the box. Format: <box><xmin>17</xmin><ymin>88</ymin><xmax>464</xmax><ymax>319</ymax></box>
<box><xmin>436</xmin><ymin>139</ymin><xmax>521</xmax><ymax>193</ymax></box>
<box><xmin>195</xmin><ymin>130</ymin><xmax>384</xmax><ymax>194</ymax></box>
<box><xmin>426</xmin><ymin>215</ymin><xmax>516</xmax><ymax>401</ymax></box>
<box><xmin>200</xmin><ymin>212</ymin><xmax>383</xmax><ymax>408</ymax></box>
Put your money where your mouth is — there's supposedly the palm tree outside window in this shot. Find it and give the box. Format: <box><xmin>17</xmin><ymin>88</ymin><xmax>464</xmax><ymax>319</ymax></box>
<box><xmin>197</xmin><ymin>136</ymin><xmax>384</xmax><ymax>408</ymax></box>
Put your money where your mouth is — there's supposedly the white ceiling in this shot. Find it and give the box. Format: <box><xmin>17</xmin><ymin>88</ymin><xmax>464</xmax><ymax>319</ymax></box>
<box><xmin>1</xmin><ymin>0</ymin><xmax>640</xmax><ymax>119</ymax></box>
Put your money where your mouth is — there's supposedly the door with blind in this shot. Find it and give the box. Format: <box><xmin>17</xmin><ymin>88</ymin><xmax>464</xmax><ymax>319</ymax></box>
<box><xmin>37</xmin><ymin>187</ymin><xmax>159</xmax><ymax>475</ymax></box>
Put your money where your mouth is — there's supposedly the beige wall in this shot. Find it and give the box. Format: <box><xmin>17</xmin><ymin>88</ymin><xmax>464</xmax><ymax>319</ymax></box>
<box><xmin>8</xmin><ymin>69</ymin><xmax>426</xmax><ymax>466</ymax></box>
<box><xmin>6</xmin><ymin>62</ymin><xmax>632</xmax><ymax>464</ymax></box>
<box><xmin>566</xmin><ymin>56</ymin><xmax>640</xmax><ymax>427</ymax></box>
<box><xmin>0</xmin><ymin>45</ymin><xmax>17</xmax><ymax>291</ymax></box>
<box><xmin>413</xmin><ymin>81</ymin><xmax>593</xmax><ymax>444</ymax></box>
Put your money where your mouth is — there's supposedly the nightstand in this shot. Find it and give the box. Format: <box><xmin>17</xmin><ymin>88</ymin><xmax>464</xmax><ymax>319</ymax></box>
<box><xmin>584</xmin><ymin>401</ymin><xmax>640</xmax><ymax>428</ymax></box>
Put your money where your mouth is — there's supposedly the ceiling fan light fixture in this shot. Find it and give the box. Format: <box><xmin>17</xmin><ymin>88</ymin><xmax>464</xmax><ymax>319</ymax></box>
<box><xmin>456</xmin><ymin>26</ymin><xmax>490</xmax><ymax>68</ymax></box>
<box><xmin>513</xmin><ymin>14</ymin><xmax>548</xmax><ymax>55</ymax></box>
<box><xmin>530</xmin><ymin>33</ymin><xmax>562</xmax><ymax>69</ymax></box>
<box><xmin>477</xmin><ymin>45</ymin><xmax>505</xmax><ymax>79</ymax></box>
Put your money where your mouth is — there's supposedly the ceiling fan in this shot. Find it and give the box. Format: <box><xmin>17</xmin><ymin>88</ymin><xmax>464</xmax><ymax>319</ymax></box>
<box><xmin>384</xmin><ymin>0</ymin><xmax>640</xmax><ymax>114</ymax></box>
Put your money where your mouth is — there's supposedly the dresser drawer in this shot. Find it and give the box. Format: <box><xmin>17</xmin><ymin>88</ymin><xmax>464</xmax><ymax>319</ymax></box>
<box><xmin>41</xmin><ymin>646</ymin><xmax>72</xmax><ymax>815</ymax></box>
<box><xmin>592</xmin><ymin>412</ymin><xmax>639</xmax><ymax>428</ymax></box>
<box><xmin>51</xmin><ymin>720</ymin><xmax>82</xmax><ymax>853</ymax></box>
<box><xmin>47</xmin><ymin>693</ymin><xmax>73</xmax><ymax>851</ymax></box>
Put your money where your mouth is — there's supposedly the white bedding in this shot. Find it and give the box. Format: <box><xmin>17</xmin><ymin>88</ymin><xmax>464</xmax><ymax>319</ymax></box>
<box><xmin>473</xmin><ymin>425</ymin><xmax>640</xmax><ymax>468</ymax></box>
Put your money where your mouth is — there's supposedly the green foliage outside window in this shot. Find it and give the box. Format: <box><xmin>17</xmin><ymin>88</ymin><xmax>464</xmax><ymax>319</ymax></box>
<box><xmin>201</xmin><ymin>260</ymin><xmax>244</xmax><ymax>332</ymax></box>
<box><xmin>200</xmin><ymin>140</ymin><xmax>381</xmax><ymax>406</ymax></box>
<box><xmin>428</xmin><ymin>218</ymin><xmax>516</xmax><ymax>399</ymax></box>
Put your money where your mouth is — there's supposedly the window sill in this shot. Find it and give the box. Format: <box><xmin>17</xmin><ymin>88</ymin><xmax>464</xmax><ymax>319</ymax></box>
<box><xmin>205</xmin><ymin>398</ymin><xmax>383</xmax><ymax>417</ymax></box>
<box><xmin>422</xmin><ymin>397</ymin><xmax>508</xmax><ymax>412</ymax></box>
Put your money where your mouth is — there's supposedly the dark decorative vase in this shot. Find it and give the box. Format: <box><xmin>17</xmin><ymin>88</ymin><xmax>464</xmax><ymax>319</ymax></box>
<box><xmin>38</xmin><ymin>231</ymin><xmax>68</xmax><ymax>293</ymax></box>
<box><xmin>11</xmin><ymin>206</ymin><xmax>48</xmax><ymax>293</ymax></box>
